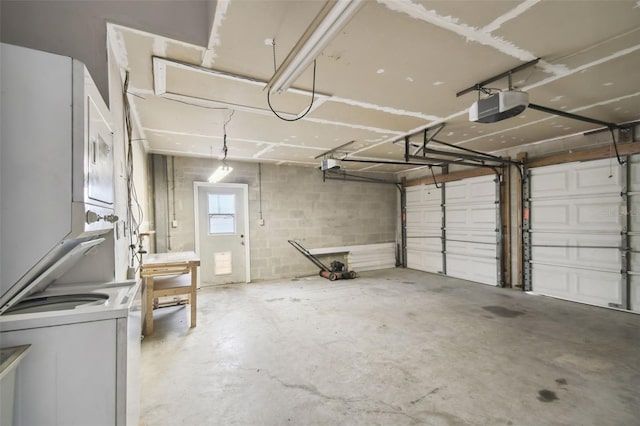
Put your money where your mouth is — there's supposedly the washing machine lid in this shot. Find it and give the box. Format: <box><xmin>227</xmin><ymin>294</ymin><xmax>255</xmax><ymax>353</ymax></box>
<box><xmin>0</xmin><ymin>238</ymin><xmax>104</xmax><ymax>315</ymax></box>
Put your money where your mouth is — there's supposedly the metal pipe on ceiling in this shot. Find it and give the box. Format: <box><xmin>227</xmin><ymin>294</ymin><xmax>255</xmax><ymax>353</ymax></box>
<box><xmin>528</xmin><ymin>103</ymin><xmax>617</xmax><ymax>129</ymax></box>
<box><xmin>456</xmin><ymin>58</ymin><xmax>540</xmax><ymax>98</ymax></box>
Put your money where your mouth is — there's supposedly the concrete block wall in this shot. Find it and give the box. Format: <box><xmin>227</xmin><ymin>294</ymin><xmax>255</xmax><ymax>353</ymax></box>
<box><xmin>158</xmin><ymin>156</ymin><xmax>398</xmax><ymax>280</ymax></box>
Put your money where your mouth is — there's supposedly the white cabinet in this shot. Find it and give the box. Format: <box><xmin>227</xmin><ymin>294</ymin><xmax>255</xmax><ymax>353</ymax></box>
<box><xmin>2</xmin><ymin>320</ymin><xmax>117</xmax><ymax>426</ymax></box>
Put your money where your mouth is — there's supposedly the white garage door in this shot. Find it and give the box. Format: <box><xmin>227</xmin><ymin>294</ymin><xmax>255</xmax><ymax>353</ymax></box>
<box><xmin>444</xmin><ymin>175</ymin><xmax>500</xmax><ymax>285</ymax></box>
<box><xmin>406</xmin><ymin>184</ymin><xmax>442</xmax><ymax>274</ymax></box>
<box><xmin>627</xmin><ymin>155</ymin><xmax>640</xmax><ymax>313</ymax></box>
<box><xmin>528</xmin><ymin>158</ymin><xmax>625</xmax><ymax>309</ymax></box>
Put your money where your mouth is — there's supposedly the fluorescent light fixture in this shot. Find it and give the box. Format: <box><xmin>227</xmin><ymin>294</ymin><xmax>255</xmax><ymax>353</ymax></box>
<box><xmin>208</xmin><ymin>165</ymin><xmax>233</xmax><ymax>183</ymax></box>
<box><xmin>266</xmin><ymin>0</ymin><xmax>364</xmax><ymax>94</ymax></box>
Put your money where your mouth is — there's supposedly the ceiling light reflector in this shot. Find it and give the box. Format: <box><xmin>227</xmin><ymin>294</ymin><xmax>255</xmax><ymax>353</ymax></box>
<box><xmin>266</xmin><ymin>0</ymin><xmax>364</xmax><ymax>94</ymax></box>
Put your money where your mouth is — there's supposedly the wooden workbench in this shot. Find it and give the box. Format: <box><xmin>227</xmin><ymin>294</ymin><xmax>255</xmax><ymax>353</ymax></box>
<box><xmin>140</xmin><ymin>251</ymin><xmax>200</xmax><ymax>335</ymax></box>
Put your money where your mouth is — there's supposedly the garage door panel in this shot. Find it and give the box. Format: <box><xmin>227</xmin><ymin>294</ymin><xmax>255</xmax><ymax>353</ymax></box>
<box><xmin>628</xmin><ymin>199</ymin><xmax>640</xmax><ymax>230</ymax></box>
<box><xmin>529</xmin><ymin>157</ymin><xmax>626</xmax><ymax>309</ymax></box>
<box><xmin>407</xmin><ymin>227</ymin><xmax>439</xmax><ymax>238</ymax></box>
<box><xmin>531</xmin><ymin>233</ymin><xmax>620</xmax><ymax>247</ymax></box>
<box><xmin>532</xmin><ymin>263</ymin><xmax>621</xmax><ymax>308</ymax></box>
<box><xmin>630</xmin><ymin>276</ymin><xmax>640</xmax><ymax>313</ymax></box>
<box><xmin>406</xmin><ymin>215</ymin><xmax>439</xmax><ymax>232</ymax></box>
<box><xmin>530</xmin><ymin>204</ymin><xmax>570</xmax><ymax>227</ymax></box>
<box><xmin>444</xmin><ymin>175</ymin><xmax>498</xmax><ymax>285</ymax></box>
<box><xmin>447</xmin><ymin>254</ymin><xmax>496</xmax><ymax>285</ymax></box>
<box><xmin>575</xmin><ymin>164</ymin><xmax>621</xmax><ymax>191</ymax></box>
<box><xmin>531</xmin><ymin>169</ymin><xmax>569</xmax><ymax>195</ymax></box>
<box><xmin>406</xmin><ymin>208</ymin><xmax>441</xmax><ymax>228</ymax></box>
<box><xmin>530</xmin><ymin>248</ymin><xmax>618</xmax><ymax>273</ymax></box>
<box><xmin>407</xmin><ymin>250</ymin><xmax>442</xmax><ymax>274</ymax></box>
<box><xmin>629</xmin><ymin>236</ymin><xmax>640</xmax><ymax>269</ymax></box>
<box><xmin>575</xmin><ymin>201</ymin><xmax>622</xmax><ymax>227</ymax></box>
<box><xmin>629</xmin><ymin>155</ymin><xmax>640</xmax><ymax>192</ymax></box>
<box><xmin>628</xmin><ymin>155</ymin><xmax>640</xmax><ymax>312</ymax></box>
<box><xmin>577</xmin><ymin>273</ymin><xmax>621</xmax><ymax>301</ymax></box>
<box><xmin>530</xmin><ymin>160</ymin><xmax>621</xmax><ymax>198</ymax></box>
<box><xmin>446</xmin><ymin>206</ymin><xmax>496</xmax><ymax>228</ymax></box>
<box><xmin>407</xmin><ymin>237</ymin><xmax>441</xmax><ymax>252</ymax></box>
<box><xmin>446</xmin><ymin>176</ymin><xmax>495</xmax><ymax>205</ymax></box>
<box><xmin>531</xmin><ymin>233</ymin><xmax>620</xmax><ymax>271</ymax></box>
<box><xmin>407</xmin><ymin>174</ymin><xmax>498</xmax><ymax>286</ymax></box>
<box><xmin>446</xmin><ymin>230</ymin><xmax>496</xmax><ymax>245</ymax></box>
<box><xmin>406</xmin><ymin>184</ymin><xmax>442</xmax><ymax>274</ymax></box>
<box><xmin>531</xmin><ymin>197</ymin><xmax>622</xmax><ymax>232</ymax></box>
<box><xmin>446</xmin><ymin>240</ymin><xmax>496</xmax><ymax>258</ymax></box>
<box><xmin>406</xmin><ymin>185</ymin><xmax>440</xmax><ymax>205</ymax></box>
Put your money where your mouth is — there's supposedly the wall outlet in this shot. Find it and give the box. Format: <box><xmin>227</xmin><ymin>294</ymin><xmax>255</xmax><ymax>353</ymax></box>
<box><xmin>172</xmin><ymin>220</ymin><xmax>178</xmax><ymax>228</ymax></box>
<box><xmin>259</xmin><ymin>218</ymin><xmax>265</xmax><ymax>226</ymax></box>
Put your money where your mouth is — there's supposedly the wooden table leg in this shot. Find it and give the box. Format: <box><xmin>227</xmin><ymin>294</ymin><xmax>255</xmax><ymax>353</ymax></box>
<box><xmin>144</xmin><ymin>276</ymin><xmax>154</xmax><ymax>336</ymax></box>
<box><xmin>190</xmin><ymin>266</ymin><xmax>197</xmax><ymax>328</ymax></box>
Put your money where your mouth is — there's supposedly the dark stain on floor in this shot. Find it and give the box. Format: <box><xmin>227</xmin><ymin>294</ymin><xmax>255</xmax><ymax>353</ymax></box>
<box><xmin>402</xmin><ymin>281</ymin><xmax>416</xmax><ymax>285</ymax></box>
<box><xmin>482</xmin><ymin>306</ymin><xmax>525</xmax><ymax>318</ymax></box>
<box><xmin>266</xmin><ymin>298</ymin><xmax>285</xmax><ymax>302</ymax></box>
<box><xmin>555</xmin><ymin>378</ymin><xmax>568</xmax><ymax>386</ymax></box>
<box><xmin>290</xmin><ymin>298</ymin><xmax>301</xmax><ymax>302</ymax></box>
<box><xmin>537</xmin><ymin>389</ymin><xmax>559</xmax><ymax>402</ymax></box>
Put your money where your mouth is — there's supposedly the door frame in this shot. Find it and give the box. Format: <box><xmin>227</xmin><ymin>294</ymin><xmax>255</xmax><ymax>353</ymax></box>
<box><xmin>193</xmin><ymin>182</ymin><xmax>251</xmax><ymax>286</ymax></box>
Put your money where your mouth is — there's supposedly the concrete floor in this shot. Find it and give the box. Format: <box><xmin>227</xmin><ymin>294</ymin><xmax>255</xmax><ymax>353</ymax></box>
<box><xmin>140</xmin><ymin>268</ymin><xmax>640</xmax><ymax>426</ymax></box>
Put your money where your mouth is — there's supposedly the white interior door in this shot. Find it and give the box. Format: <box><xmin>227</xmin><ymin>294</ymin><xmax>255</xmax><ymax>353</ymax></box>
<box><xmin>529</xmin><ymin>158</ymin><xmax>623</xmax><ymax>308</ymax></box>
<box><xmin>406</xmin><ymin>184</ymin><xmax>443</xmax><ymax>273</ymax></box>
<box><xmin>195</xmin><ymin>183</ymin><xmax>250</xmax><ymax>286</ymax></box>
<box><xmin>444</xmin><ymin>175</ymin><xmax>499</xmax><ymax>285</ymax></box>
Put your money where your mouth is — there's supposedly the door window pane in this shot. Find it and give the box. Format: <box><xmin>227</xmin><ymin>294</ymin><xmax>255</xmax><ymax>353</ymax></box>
<box><xmin>208</xmin><ymin>194</ymin><xmax>236</xmax><ymax>234</ymax></box>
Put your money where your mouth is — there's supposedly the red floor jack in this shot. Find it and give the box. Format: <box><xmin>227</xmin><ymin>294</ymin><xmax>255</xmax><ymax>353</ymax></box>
<box><xmin>288</xmin><ymin>240</ymin><xmax>357</xmax><ymax>280</ymax></box>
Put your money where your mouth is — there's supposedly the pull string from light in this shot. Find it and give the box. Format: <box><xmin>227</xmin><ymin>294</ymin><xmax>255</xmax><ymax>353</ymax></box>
<box><xmin>267</xmin><ymin>39</ymin><xmax>316</xmax><ymax>122</ymax></box>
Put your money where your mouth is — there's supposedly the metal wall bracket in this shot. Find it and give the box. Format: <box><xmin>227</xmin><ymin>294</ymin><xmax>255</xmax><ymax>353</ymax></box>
<box><xmin>441</xmin><ymin>181</ymin><xmax>447</xmax><ymax>275</ymax></box>
<box><xmin>620</xmin><ymin>157</ymin><xmax>630</xmax><ymax>310</ymax></box>
<box><xmin>401</xmin><ymin>187</ymin><xmax>407</xmax><ymax>268</ymax></box>
<box><xmin>495</xmin><ymin>170</ymin><xmax>504</xmax><ymax>287</ymax></box>
<box><xmin>522</xmin><ymin>167</ymin><xmax>532</xmax><ymax>292</ymax></box>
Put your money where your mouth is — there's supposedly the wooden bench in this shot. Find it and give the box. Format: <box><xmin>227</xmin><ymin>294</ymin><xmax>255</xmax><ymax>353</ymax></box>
<box><xmin>140</xmin><ymin>253</ymin><xmax>200</xmax><ymax>336</ymax></box>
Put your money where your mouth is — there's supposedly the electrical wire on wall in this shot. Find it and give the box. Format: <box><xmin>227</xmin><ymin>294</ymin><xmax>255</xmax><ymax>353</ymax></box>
<box><xmin>267</xmin><ymin>39</ymin><xmax>317</xmax><ymax>122</ymax></box>
<box><xmin>123</xmin><ymin>71</ymin><xmax>145</xmax><ymax>272</ymax></box>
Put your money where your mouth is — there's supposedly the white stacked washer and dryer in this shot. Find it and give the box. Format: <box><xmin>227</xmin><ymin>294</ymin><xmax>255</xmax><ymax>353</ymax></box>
<box><xmin>0</xmin><ymin>43</ymin><xmax>141</xmax><ymax>425</ymax></box>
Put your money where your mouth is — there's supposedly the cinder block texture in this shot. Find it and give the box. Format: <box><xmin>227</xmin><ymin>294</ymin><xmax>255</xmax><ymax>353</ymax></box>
<box><xmin>160</xmin><ymin>157</ymin><xmax>398</xmax><ymax>280</ymax></box>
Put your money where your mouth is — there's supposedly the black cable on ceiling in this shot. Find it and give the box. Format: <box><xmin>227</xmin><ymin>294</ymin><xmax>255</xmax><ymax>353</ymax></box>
<box><xmin>222</xmin><ymin>109</ymin><xmax>235</xmax><ymax>161</ymax></box>
<box><xmin>429</xmin><ymin>166</ymin><xmax>442</xmax><ymax>189</ymax></box>
<box><xmin>610</xmin><ymin>128</ymin><xmax>624</xmax><ymax>165</ymax></box>
<box><xmin>267</xmin><ymin>40</ymin><xmax>317</xmax><ymax>122</ymax></box>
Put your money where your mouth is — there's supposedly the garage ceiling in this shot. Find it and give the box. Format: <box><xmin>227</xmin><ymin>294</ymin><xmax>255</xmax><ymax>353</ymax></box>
<box><xmin>108</xmin><ymin>0</ymin><xmax>640</xmax><ymax>174</ymax></box>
